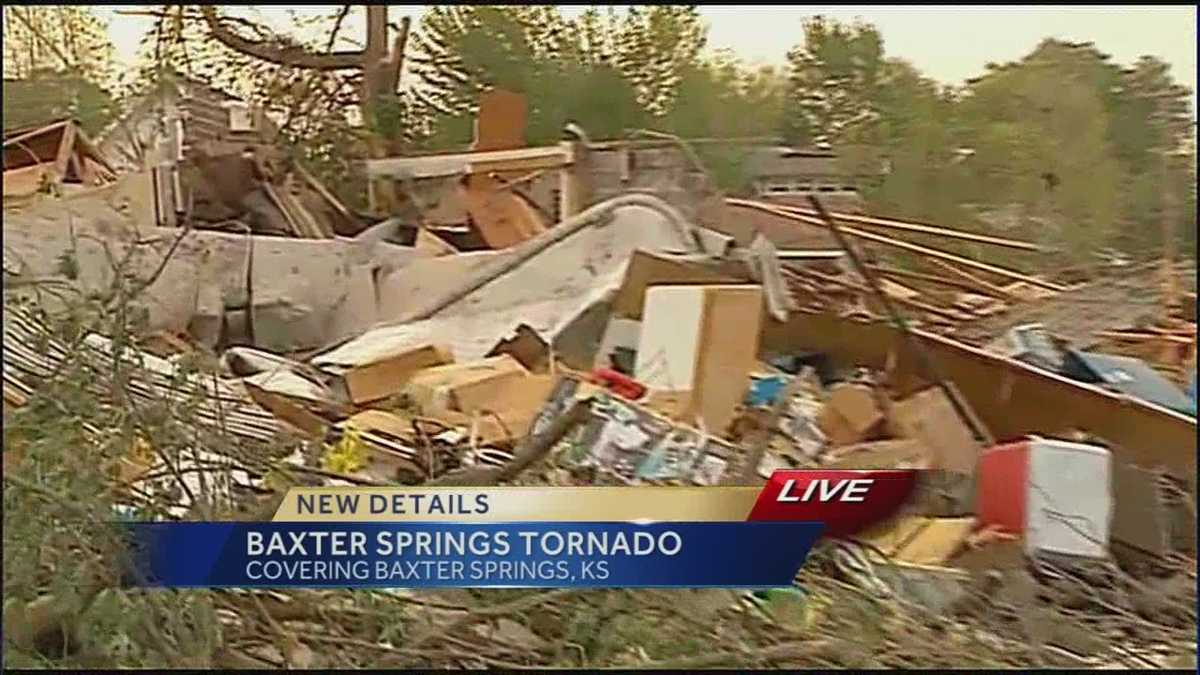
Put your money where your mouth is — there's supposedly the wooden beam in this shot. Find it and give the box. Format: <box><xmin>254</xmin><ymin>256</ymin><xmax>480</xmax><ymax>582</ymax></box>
<box><xmin>866</xmin><ymin>264</ymin><xmax>1003</xmax><ymax>296</ymax></box>
<box><xmin>2</xmin><ymin>119</ymin><xmax>69</xmax><ymax>149</ymax></box>
<box><xmin>53</xmin><ymin>121</ymin><xmax>76</xmax><ymax>177</ymax></box>
<box><xmin>924</xmin><ymin>258</ymin><xmax>1019</xmax><ymax>300</ymax></box>
<box><xmin>787</xmin><ymin>267</ymin><xmax>965</xmax><ymax>322</ymax></box>
<box><xmin>771</xmin><ymin>202</ymin><xmax>1044</xmax><ymax>252</ymax></box>
<box><xmin>364</xmin><ymin>145</ymin><xmax>571</xmax><ymax>179</ymax></box>
<box><xmin>728</xmin><ymin>198</ymin><xmax>1066</xmax><ymax>293</ymax></box>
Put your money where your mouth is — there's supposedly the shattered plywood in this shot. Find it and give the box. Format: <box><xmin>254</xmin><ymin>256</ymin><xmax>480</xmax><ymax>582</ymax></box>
<box><xmin>462</xmin><ymin>173</ymin><xmax>548</xmax><ymax>249</ymax></box>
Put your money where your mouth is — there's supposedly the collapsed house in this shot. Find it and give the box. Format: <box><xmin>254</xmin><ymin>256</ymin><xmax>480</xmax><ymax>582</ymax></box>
<box><xmin>90</xmin><ymin>76</ymin><xmax>362</xmax><ymax>238</ymax></box>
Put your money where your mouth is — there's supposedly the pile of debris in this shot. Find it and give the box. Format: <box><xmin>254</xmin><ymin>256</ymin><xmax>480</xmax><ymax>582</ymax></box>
<box><xmin>3</xmin><ymin>88</ymin><xmax>1196</xmax><ymax>669</ymax></box>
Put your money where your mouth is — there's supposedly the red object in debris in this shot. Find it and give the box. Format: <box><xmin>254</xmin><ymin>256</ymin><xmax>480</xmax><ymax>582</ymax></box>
<box><xmin>589</xmin><ymin>368</ymin><xmax>647</xmax><ymax>401</ymax></box>
<box><xmin>976</xmin><ymin>440</ymin><xmax>1031</xmax><ymax>535</ymax></box>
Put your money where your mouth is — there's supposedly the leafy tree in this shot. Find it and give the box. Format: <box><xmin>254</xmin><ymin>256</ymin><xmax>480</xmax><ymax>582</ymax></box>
<box><xmin>2</xmin><ymin>6</ymin><xmax>115</xmax><ymax>83</ymax></box>
<box><xmin>2</xmin><ymin>70</ymin><xmax>116</xmax><ymax>135</ymax></box>
<box><xmin>2</xmin><ymin>7</ymin><xmax>118</xmax><ymax>134</ymax></box>
<box><xmin>781</xmin><ymin>16</ymin><xmax>884</xmax><ymax>146</ymax></box>
<box><xmin>660</xmin><ymin>54</ymin><xmax>786</xmax><ymax>191</ymax></box>
<box><xmin>610</xmin><ymin>6</ymin><xmax>707</xmax><ymax>115</ymax></box>
<box><xmin>410</xmin><ymin>6</ymin><xmax>653</xmax><ymax>149</ymax></box>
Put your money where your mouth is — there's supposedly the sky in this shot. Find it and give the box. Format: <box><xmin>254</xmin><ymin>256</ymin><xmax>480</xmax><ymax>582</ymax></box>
<box><xmin>96</xmin><ymin>5</ymin><xmax>1197</xmax><ymax>95</ymax></box>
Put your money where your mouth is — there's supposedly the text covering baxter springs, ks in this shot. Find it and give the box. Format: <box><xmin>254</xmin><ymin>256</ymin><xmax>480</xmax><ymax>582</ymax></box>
<box><xmin>123</xmin><ymin>471</ymin><xmax>917</xmax><ymax>589</ymax></box>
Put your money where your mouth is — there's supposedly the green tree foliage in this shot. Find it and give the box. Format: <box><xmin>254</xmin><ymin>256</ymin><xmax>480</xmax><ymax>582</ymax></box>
<box><xmin>661</xmin><ymin>54</ymin><xmax>787</xmax><ymax>191</ymax></box>
<box><xmin>409</xmin><ymin>6</ymin><xmax>706</xmax><ymax>149</ymax></box>
<box><xmin>782</xmin><ymin>18</ymin><xmax>1195</xmax><ymax>263</ymax></box>
<box><xmin>2</xmin><ymin>70</ymin><xmax>116</xmax><ymax>135</ymax></box>
<box><xmin>2</xmin><ymin>7</ymin><xmax>118</xmax><ymax>134</ymax></box>
<box><xmin>782</xmin><ymin>16</ymin><xmax>885</xmax><ymax>147</ymax></box>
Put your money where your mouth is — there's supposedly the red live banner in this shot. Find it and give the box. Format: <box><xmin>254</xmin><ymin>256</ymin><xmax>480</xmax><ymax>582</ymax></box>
<box><xmin>746</xmin><ymin>470</ymin><xmax>918</xmax><ymax>537</ymax></box>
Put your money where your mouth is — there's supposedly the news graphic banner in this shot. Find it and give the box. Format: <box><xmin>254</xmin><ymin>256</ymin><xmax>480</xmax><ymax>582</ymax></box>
<box><xmin>124</xmin><ymin>470</ymin><xmax>916</xmax><ymax>589</ymax></box>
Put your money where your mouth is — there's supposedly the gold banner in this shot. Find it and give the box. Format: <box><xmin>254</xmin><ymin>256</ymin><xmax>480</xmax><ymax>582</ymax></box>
<box><xmin>273</xmin><ymin>486</ymin><xmax>760</xmax><ymax>523</ymax></box>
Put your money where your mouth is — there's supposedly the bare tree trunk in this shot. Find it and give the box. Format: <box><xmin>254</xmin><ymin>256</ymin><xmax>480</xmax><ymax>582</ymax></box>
<box><xmin>197</xmin><ymin>5</ymin><xmax>410</xmax><ymax>216</ymax></box>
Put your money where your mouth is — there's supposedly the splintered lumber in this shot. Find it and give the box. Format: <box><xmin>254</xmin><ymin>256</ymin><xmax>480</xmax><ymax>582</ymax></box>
<box><xmin>766</xmin><ymin>202</ymin><xmax>1044</xmax><ymax>252</ymax></box>
<box><xmin>762</xmin><ymin>310</ymin><xmax>1196</xmax><ymax>484</ymax></box>
<box><xmin>787</xmin><ymin>266</ymin><xmax>965</xmax><ymax>322</ymax></box>
<box><xmin>728</xmin><ymin>198</ymin><xmax>1066</xmax><ymax>293</ymax></box>
<box><xmin>925</xmin><ymin>258</ymin><xmax>1018</xmax><ymax>300</ymax></box>
<box><xmin>866</xmin><ymin>264</ymin><xmax>1006</xmax><ymax>296</ymax></box>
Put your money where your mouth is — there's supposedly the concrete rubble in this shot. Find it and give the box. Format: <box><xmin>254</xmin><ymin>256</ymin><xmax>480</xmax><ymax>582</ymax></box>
<box><xmin>4</xmin><ymin>97</ymin><xmax>1196</xmax><ymax>668</ymax></box>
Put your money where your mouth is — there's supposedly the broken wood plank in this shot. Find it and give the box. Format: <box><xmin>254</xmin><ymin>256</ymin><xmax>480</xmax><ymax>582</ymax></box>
<box><xmin>729</xmin><ymin>199</ymin><xmax>1066</xmax><ymax>293</ymax></box>
<box><xmin>245</xmin><ymin>383</ymin><xmax>327</xmax><ymax>437</ymax></box>
<box><xmin>364</xmin><ymin>145</ymin><xmax>571</xmax><ymax>179</ymax></box>
<box><xmin>414</xmin><ymin>228</ymin><xmax>458</xmax><ymax>256</ymax></box>
<box><xmin>925</xmin><ymin>258</ymin><xmax>1018</xmax><ymax>300</ymax></box>
<box><xmin>768</xmin><ymin>201</ymin><xmax>1044</xmax><ymax>252</ymax></box>
<box><xmin>52</xmin><ymin>120</ymin><xmax>76</xmax><ymax>177</ymax></box>
<box><xmin>867</xmin><ymin>264</ymin><xmax>1008</xmax><ymax>297</ymax></box>
<box><xmin>2</xmin><ymin>119</ymin><xmax>69</xmax><ymax>150</ymax></box>
<box><xmin>788</xmin><ymin>267</ymin><xmax>966</xmax><ymax>322</ymax></box>
<box><xmin>295</xmin><ymin>164</ymin><xmax>354</xmax><ymax>223</ymax></box>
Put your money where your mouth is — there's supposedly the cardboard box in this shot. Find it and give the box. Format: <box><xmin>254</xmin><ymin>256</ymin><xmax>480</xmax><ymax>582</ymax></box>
<box><xmin>403</xmin><ymin>355</ymin><xmax>529</xmax><ymax>414</ymax></box>
<box><xmin>816</xmin><ymin>383</ymin><xmax>884</xmax><ymax>446</ymax></box>
<box><xmin>888</xmin><ymin>386</ymin><xmax>980</xmax><ymax>474</ymax></box>
<box><xmin>635</xmin><ymin>285</ymin><xmax>764</xmax><ymax>435</ymax></box>
<box><xmin>335</xmin><ymin>344</ymin><xmax>454</xmax><ymax>405</ymax></box>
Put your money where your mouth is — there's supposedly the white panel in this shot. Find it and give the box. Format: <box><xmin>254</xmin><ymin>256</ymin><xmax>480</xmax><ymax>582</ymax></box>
<box><xmin>1025</xmin><ymin>437</ymin><xmax>1112</xmax><ymax>559</ymax></box>
<box><xmin>635</xmin><ymin>286</ymin><xmax>704</xmax><ymax>391</ymax></box>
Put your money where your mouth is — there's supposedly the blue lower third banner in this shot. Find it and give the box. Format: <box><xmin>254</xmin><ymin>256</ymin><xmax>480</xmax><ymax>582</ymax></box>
<box><xmin>125</xmin><ymin>522</ymin><xmax>824</xmax><ymax>589</ymax></box>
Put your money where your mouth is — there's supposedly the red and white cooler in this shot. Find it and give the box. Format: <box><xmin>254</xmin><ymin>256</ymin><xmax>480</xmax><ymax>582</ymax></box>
<box><xmin>976</xmin><ymin>436</ymin><xmax>1112</xmax><ymax>559</ymax></box>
